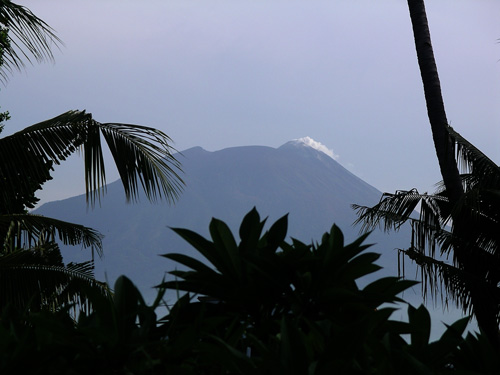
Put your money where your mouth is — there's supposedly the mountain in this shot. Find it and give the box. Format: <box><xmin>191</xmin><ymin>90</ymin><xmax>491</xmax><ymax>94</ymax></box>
<box><xmin>36</xmin><ymin>139</ymin><xmax>405</xmax><ymax>294</ymax></box>
<box><xmin>35</xmin><ymin>138</ymin><xmax>474</xmax><ymax>336</ymax></box>
<box><xmin>36</xmin><ymin>138</ymin><xmax>472</xmax><ymax>338</ymax></box>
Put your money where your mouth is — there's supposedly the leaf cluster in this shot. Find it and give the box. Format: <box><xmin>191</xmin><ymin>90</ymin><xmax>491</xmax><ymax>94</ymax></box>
<box><xmin>0</xmin><ymin>109</ymin><xmax>184</xmax><ymax>312</ymax></box>
<box><xmin>0</xmin><ymin>0</ymin><xmax>185</xmax><ymax>330</ymax></box>
<box><xmin>0</xmin><ymin>209</ymin><xmax>498</xmax><ymax>373</ymax></box>
<box><xmin>0</xmin><ymin>110</ymin><xmax>184</xmax><ymax>210</ymax></box>
<box><xmin>0</xmin><ymin>0</ymin><xmax>63</xmax><ymax>82</ymax></box>
<box><xmin>353</xmin><ymin>125</ymin><xmax>500</xmax><ymax>335</ymax></box>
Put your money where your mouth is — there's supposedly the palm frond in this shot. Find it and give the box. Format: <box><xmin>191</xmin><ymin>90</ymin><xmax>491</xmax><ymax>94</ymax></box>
<box><xmin>0</xmin><ymin>246</ymin><xmax>110</xmax><ymax>312</ymax></box>
<box><xmin>403</xmin><ymin>247</ymin><xmax>473</xmax><ymax>313</ymax></box>
<box><xmin>353</xmin><ymin>127</ymin><xmax>500</xmax><ymax>332</ymax></box>
<box><xmin>99</xmin><ymin>121</ymin><xmax>184</xmax><ymax>203</ymax></box>
<box><xmin>0</xmin><ymin>111</ymin><xmax>90</xmax><ymax>210</ymax></box>
<box><xmin>0</xmin><ymin>213</ymin><xmax>103</xmax><ymax>256</ymax></box>
<box><xmin>444</xmin><ymin>188</ymin><xmax>500</xmax><ymax>258</ymax></box>
<box><xmin>409</xmin><ymin>217</ymin><xmax>443</xmax><ymax>260</ymax></box>
<box><xmin>0</xmin><ymin>110</ymin><xmax>184</xmax><ymax>207</ymax></box>
<box><xmin>352</xmin><ymin>189</ymin><xmax>447</xmax><ymax>233</ymax></box>
<box><xmin>448</xmin><ymin>125</ymin><xmax>500</xmax><ymax>189</ymax></box>
<box><xmin>0</xmin><ymin>0</ymin><xmax>63</xmax><ymax>81</ymax></box>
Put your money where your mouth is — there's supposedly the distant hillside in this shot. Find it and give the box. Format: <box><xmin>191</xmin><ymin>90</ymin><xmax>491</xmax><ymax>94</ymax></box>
<box><xmin>37</xmin><ymin>140</ymin><xmax>404</xmax><ymax>291</ymax></box>
<box><xmin>36</xmin><ymin>138</ymin><xmax>473</xmax><ymax>337</ymax></box>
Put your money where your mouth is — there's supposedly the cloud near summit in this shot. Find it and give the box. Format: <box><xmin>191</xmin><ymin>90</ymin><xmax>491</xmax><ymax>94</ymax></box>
<box><xmin>295</xmin><ymin>137</ymin><xmax>340</xmax><ymax>161</ymax></box>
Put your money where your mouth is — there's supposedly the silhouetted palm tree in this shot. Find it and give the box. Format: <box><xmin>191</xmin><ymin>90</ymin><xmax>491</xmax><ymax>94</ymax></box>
<box><xmin>0</xmin><ymin>2</ymin><xmax>184</xmax><ymax>311</ymax></box>
<box><xmin>354</xmin><ymin>125</ymin><xmax>500</xmax><ymax>341</ymax></box>
<box><xmin>0</xmin><ymin>0</ymin><xmax>62</xmax><ymax>81</ymax></box>
<box><xmin>0</xmin><ymin>110</ymin><xmax>184</xmax><ymax>311</ymax></box>
<box><xmin>354</xmin><ymin>0</ymin><xmax>500</xmax><ymax>344</ymax></box>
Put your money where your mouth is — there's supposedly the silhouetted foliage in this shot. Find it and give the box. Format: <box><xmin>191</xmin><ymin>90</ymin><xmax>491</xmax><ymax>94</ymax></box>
<box><xmin>0</xmin><ymin>2</ymin><xmax>184</xmax><ymax>312</ymax></box>
<box><xmin>353</xmin><ymin>0</ymin><xmax>500</xmax><ymax>345</ymax></box>
<box><xmin>0</xmin><ymin>209</ymin><xmax>497</xmax><ymax>374</ymax></box>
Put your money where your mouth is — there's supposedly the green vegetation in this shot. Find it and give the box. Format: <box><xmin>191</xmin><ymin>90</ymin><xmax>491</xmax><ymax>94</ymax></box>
<box><xmin>354</xmin><ymin>0</ymin><xmax>500</xmax><ymax>347</ymax></box>
<box><xmin>353</xmin><ymin>125</ymin><xmax>500</xmax><ymax>346</ymax></box>
<box><xmin>1</xmin><ymin>1</ymin><xmax>498</xmax><ymax>372</ymax></box>
<box><xmin>0</xmin><ymin>1</ymin><xmax>184</xmax><ymax>312</ymax></box>
<box><xmin>0</xmin><ymin>209</ymin><xmax>497</xmax><ymax>374</ymax></box>
<box><xmin>0</xmin><ymin>0</ymin><xmax>62</xmax><ymax>80</ymax></box>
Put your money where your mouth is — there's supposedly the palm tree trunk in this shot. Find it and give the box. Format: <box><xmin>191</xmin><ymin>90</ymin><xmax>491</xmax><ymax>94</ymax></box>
<box><xmin>407</xmin><ymin>0</ymin><xmax>499</xmax><ymax>345</ymax></box>
<box><xmin>406</xmin><ymin>0</ymin><xmax>463</xmax><ymax>203</ymax></box>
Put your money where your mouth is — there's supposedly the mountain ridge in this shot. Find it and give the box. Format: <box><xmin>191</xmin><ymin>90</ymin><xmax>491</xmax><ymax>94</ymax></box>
<box><xmin>34</xmin><ymin>138</ymin><xmax>475</xmax><ymax>338</ymax></box>
<box><xmin>36</xmin><ymin>140</ymin><xmax>401</xmax><ymax>289</ymax></box>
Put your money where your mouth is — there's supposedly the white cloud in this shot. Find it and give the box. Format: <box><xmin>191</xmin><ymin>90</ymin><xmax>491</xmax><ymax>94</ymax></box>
<box><xmin>295</xmin><ymin>136</ymin><xmax>339</xmax><ymax>160</ymax></box>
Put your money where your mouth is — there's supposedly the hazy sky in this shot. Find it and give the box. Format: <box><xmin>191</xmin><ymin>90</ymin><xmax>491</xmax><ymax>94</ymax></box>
<box><xmin>3</xmin><ymin>0</ymin><xmax>500</xmax><ymax>206</ymax></box>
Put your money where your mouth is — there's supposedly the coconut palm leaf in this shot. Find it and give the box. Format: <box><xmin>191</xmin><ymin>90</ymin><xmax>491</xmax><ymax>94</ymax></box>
<box><xmin>0</xmin><ymin>110</ymin><xmax>183</xmax><ymax>312</ymax></box>
<box><xmin>0</xmin><ymin>213</ymin><xmax>103</xmax><ymax>256</ymax></box>
<box><xmin>354</xmin><ymin>189</ymin><xmax>453</xmax><ymax>275</ymax></box>
<box><xmin>0</xmin><ymin>244</ymin><xmax>110</xmax><ymax>312</ymax></box>
<box><xmin>447</xmin><ymin>125</ymin><xmax>500</xmax><ymax>189</ymax></box>
<box><xmin>0</xmin><ymin>3</ymin><xmax>185</xmax><ymax>314</ymax></box>
<box><xmin>454</xmin><ymin>190</ymin><xmax>500</xmax><ymax>256</ymax></box>
<box><xmin>352</xmin><ymin>189</ymin><xmax>448</xmax><ymax>234</ymax></box>
<box><xmin>403</xmin><ymin>247</ymin><xmax>473</xmax><ymax>312</ymax></box>
<box><xmin>0</xmin><ymin>0</ymin><xmax>62</xmax><ymax>80</ymax></box>
<box><xmin>98</xmin><ymin>121</ymin><xmax>183</xmax><ymax>203</ymax></box>
<box><xmin>353</xmin><ymin>126</ymin><xmax>500</xmax><ymax>333</ymax></box>
<box><xmin>0</xmin><ymin>110</ymin><xmax>184</xmax><ymax>207</ymax></box>
<box><xmin>355</xmin><ymin>186</ymin><xmax>500</xmax><ymax>314</ymax></box>
<box><xmin>354</xmin><ymin>125</ymin><xmax>500</xmax><ymax>259</ymax></box>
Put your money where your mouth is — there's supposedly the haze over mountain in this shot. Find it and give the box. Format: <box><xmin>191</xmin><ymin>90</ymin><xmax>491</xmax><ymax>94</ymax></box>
<box><xmin>35</xmin><ymin>138</ymin><xmax>468</xmax><ymax>336</ymax></box>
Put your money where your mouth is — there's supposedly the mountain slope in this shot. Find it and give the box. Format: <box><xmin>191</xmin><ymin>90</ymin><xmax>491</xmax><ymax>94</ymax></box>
<box><xmin>36</xmin><ymin>139</ymin><xmax>475</xmax><ymax>337</ymax></box>
<box><xmin>37</xmin><ymin>140</ymin><xmax>408</xmax><ymax>298</ymax></box>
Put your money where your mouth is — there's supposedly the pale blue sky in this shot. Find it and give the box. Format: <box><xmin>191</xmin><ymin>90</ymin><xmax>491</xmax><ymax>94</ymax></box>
<box><xmin>3</xmin><ymin>0</ymin><xmax>500</xmax><ymax>205</ymax></box>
